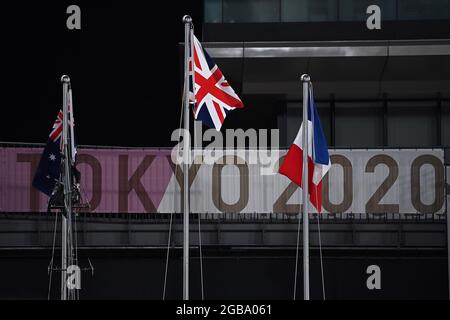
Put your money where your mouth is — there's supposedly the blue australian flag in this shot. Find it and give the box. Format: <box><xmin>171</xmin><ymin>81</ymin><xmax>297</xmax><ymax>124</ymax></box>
<box><xmin>32</xmin><ymin>111</ymin><xmax>63</xmax><ymax>196</ymax></box>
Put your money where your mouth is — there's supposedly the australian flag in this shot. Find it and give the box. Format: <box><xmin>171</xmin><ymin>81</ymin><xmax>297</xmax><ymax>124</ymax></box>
<box><xmin>32</xmin><ymin>111</ymin><xmax>63</xmax><ymax>196</ymax></box>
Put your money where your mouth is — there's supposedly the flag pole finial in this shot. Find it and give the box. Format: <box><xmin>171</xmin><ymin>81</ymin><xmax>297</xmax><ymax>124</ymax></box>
<box><xmin>301</xmin><ymin>74</ymin><xmax>310</xmax><ymax>82</ymax></box>
<box><xmin>183</xmin><ymin>15</ymin><xmax>192</xmax><ymax>24</ymax></box>
<box><xmin>61</xmin><ymin>75</ymin><xmax>71</xmax><ymax>83</ymax></box>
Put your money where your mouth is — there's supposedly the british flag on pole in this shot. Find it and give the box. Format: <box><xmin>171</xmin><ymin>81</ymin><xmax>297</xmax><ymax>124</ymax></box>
<box><xmin>190</xmin><ymin>35</ymin><xmax>243</xmax><ymax>131</ymax></box>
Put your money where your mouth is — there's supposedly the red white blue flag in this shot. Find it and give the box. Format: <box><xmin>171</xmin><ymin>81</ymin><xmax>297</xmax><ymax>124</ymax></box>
<box><xmin>33</xmin><ymin>89</ymin><xmax>77</xmax><ymax>196</ymax></box>
<box><xmin>32</xmin><ymin>111</ymin><xmax>64</xmax><ymax>196</ymax></box>
<box><xmin>279</xmin><ymin>86</ymin><xmax>331</xmax><ymax>212</ymax></box>
<box><xmin>191</xmin><ymin>35</ymin><xmax>243</xmax><ymax>131</ymax></box>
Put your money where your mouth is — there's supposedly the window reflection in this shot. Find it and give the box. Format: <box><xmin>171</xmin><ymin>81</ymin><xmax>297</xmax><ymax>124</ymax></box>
<box><xmin>282</xmin><ymin>0</ymin><xmax>338</xmax><ymax>22</ymax></box>
<box><xmin>223</xmin><ymin>0</ymin><xmax>280</xmax><ymax>23</ymax></box>
<box><xmin>204</xmin><ymin>0</ymin><xmax>450</xmax><ymax>23</ymax></box>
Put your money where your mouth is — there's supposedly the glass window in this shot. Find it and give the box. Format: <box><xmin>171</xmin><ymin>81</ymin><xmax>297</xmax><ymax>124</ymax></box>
<box><xmin>285</xmin><ymin>102</ymin><xmax>302</xmax><ymax>147</ymax></box>
<box><xmin>317</xmin><ymin>102</ymin><xmax>331</xmax><ymax>146</ymax></box>
<box><xmin>205</xmin><ymin>0</ymin><xmax>223</xmax><ymax>23</ymax></box>
<box><xmin>206</xmin><ymin>0</ymin><xmax>450</xmax><ymax>23</ymax></box>
<box><xmin>281</xmin><ymin>0</ymin><xmax>338</xmax><ymax>22</ymax></box>
<box><xmin>335</xmin><ymin>102</ymin><xmax>383</xmax><ymax>147</ymax></box>
<box><xmin>387</xmin><ymin>102</ymin><xmax>438</xmax><ymax>148</ymax></box>
<box><xmin>398</xmin><ymin>0</ymin><xmax>450</xmax><ymax>20</ymax></box>
<box><xmin>223</xmin><ymin>0</ymin><xmax>280</xmax><ymax>23</ymax></box>
<box><xmin>339</xmin><ymin>0</ymin><xmax>396</xmax><ymax>21</ymax></box>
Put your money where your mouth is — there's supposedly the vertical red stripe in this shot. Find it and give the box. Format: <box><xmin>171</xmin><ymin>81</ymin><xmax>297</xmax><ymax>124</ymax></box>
<box><xmin>212</xmin><ymin>101</ymin><xmax>225</xmax><ymax>124</ymax></box>
<box><xmin>279</xmin><ymin>144</ymin><xmax>323</xmax><ymax>212</ymax></box>
<box><xmin>194</xmin><ymin>45</ymin><xmax>202</xmax><ymax>71</ymax></box>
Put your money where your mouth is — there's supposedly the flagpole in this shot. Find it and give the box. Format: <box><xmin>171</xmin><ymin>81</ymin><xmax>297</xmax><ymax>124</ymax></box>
<box><xmin>67</xmin><ymin>85</ymin><xmax>75</xmax><ymax>301</ymax></box>
<box><xmin>182</xmin><ymin>14</ymin><xmax>192</xmax><ymax>301</ymax></box>
<box><xmin>301</xmin><ymin>74</ymin><xmax>311</xmax><ymax>300</ymax></box>
<box><xmin>61</xmin><ymin>215</ymin><xmax>67</xmax><ymax>300</ymax></box>
<box><xmin>61</xmin><ymin>75</ymin><xmax>71</xmax><ymax>300</ymax></box>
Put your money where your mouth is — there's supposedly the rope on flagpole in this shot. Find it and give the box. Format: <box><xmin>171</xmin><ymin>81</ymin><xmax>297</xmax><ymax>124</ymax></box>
<box><xmin>308</xmin><ymin>82</ymin><xmax>326</xmax><ymax>300</ymax></box>
<box><xmin>162</xmin><ymin>80</ymin><xmax>185</xmax><ymax>300</ymax></box>
<box><xmin>198</xmin><ymin>213</ymin><xmax>205</xmax><ymax>300</ymax></box>
<box><xmin>293</xmin><ymin>210</ymin><xmax>302</xmax><ymax>300</ymax></box>
<box><xmin>309</xmin><ymin>82</ymin><xmax>326</xmax><ymax>300</ymax></box>
<box><xmin>73</xmin><ymin>210</ymin><xmax>80</xmax><ymax>300</ymax></box>
<box><xmin>316</xmin><ymin>213</ymin><xmax>326</xmax><ymax>300</ymax></box>
<box><xmin>47</xmin><ymin>211</ymin><xmax>59</xmax><ymax>300</ymax></box>
<box><xmin>162</xmin><ymin>203</ymin><xmax>175</xmax><ymax>300</ymax></box>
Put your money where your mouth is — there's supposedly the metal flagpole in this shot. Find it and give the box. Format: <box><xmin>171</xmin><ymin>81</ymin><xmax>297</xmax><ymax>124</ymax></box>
<box><xmin>68</xmin><ymin>86</ymin><xmax>77</xmax><ymax>301</ymax></box>
<box><xmin>445</xmin><ymin>160</ymin><xmax>449</xmax><ymax>300</ymax></box>
<box><xmin>61</xmin><ymin>217</ymin><xmax>67</xmax><ymax>300</ymax></box>
<box><xmin>61</xmin><ymin>75</ymin><xmax>71</xmax><ymax>300</ymax></box>
<box><xmin>68</xmin><ymin>88</ymin><xmax>76</xmax><ymax>162</ymax></box>
<box><xmin>301</xmin><ymin>74</ymin><xmax>311</xmax><ymax>300</ymax></box>
<box><xmin>182</xmin><ymin>15</ymin><xmax>192</xmax><ymax>301</ymax></box>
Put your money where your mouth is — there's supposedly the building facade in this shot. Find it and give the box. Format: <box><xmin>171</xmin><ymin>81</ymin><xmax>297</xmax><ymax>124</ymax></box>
<box><xmin>0</xmin><ymin>1</ymin><xmax>449</xmax><ymax>299</ymax></box>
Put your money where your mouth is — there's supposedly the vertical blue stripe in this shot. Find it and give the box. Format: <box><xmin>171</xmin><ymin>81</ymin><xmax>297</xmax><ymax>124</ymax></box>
<box><xmin>309</xmin><ymin>87</ymin><xmax>329</xmax><ymax>165</ymax></box>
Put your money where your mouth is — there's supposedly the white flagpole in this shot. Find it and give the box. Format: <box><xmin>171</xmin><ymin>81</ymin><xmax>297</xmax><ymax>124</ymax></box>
<box><xmin>446</xmin><ymin>164</ymin><xmax>449</xmax><ymax>300</ymax></box>
<box><xmin>61</xmin><ymin>215</ymin><xmax>67</xmax><ymax>300</ymax></box>
<box><xmin>182</xmin><ymin>15</ymin><xmax>192</xmax><ymax>301</ymax></box>
<box><xmin>60</xmin><ymin>75</ymin><xmax>71</xmax><ymax>300</ymax></box>
<box><xmin>301</xmin><ymin>74</ymin><xmax>311</xmax><ymax>300</ymax></box>
<box><xmin>68</xmin><ymin>88</ymin><xmax>76</xmax><ymax>162</ymax></box>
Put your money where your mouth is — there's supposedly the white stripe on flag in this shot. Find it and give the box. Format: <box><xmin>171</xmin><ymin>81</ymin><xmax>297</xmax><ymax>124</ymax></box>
<box><xmin>293</xmin><ymin>120</ymin><xmax>331</xmax><ymax>185</ymax></box>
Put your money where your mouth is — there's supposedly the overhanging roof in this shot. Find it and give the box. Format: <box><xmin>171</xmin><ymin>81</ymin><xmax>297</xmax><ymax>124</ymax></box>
<box><xmin>204</xmin><ymin>39</ymin><xmax>450</xmax><ymax>58</ymax></box>
<box><xmin>202</xmin><ymin>39</ymin><xmax>450</xmax><ymax>100</ymax></box>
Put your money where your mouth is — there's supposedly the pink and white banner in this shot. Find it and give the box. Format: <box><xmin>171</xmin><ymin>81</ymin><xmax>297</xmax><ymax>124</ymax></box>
<box><xmin>0</xmin><ymin>147</ymin><xmax>174</xmax><ymax>213</ymax></box>
<box><xmin>0</xmin><ymin>147</ymin><xmax>446</xmax><ymax>214</ymax></box>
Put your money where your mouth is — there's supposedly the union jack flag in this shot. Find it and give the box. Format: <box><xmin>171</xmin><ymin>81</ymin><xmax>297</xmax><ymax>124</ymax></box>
<box><xmin>49</xmin><ymin>110</ymin><xmax>63</xmax><ymax>149</ymax></box>
<box><xmin>191</xmin><ymin>35</ymin><xmax>243</xmax><ymax>131</ymax></box>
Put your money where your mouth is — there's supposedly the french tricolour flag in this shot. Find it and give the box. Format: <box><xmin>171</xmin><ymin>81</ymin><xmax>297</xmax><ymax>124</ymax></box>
<box><xmin>279</xmin><ymin>87</ymin><xmax>331</xmax><ymax>212</ymax></box>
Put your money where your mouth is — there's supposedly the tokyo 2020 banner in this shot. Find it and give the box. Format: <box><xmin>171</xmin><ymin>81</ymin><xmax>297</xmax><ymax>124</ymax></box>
<box><xmin>0</xmin><ymin>147</ymin><xmax>446</xmax><ymax>214</ymax></box>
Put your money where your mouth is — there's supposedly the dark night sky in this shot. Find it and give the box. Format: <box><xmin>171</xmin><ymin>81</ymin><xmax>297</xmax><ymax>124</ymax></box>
<box><xmin>0</xmin><ymin>1</ymin><xmax>204</xmax><ymax>147</ymax></box>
